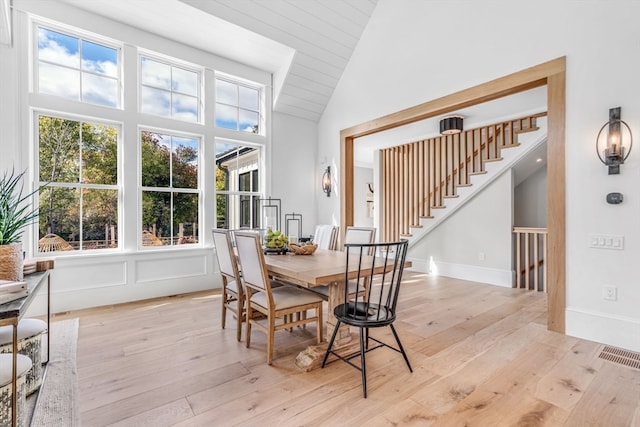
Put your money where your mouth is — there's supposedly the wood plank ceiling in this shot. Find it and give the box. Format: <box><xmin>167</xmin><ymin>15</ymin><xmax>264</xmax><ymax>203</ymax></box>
<box><xmin>183</xmin><ymin>0</ymin><xmax>378</xmax><ymax>121</ymax></box>
<box><xmin>56</xmin><ymin>0</ymin><xmax>379</xmax><ymax>122</ymax></box>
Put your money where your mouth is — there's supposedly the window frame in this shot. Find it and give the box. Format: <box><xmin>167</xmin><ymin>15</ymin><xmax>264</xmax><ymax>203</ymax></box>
<box><xmin>35</xmin><ymin>110</ymin><xmax>122</xmax><ymax>254</ymax></box>
<box><xmin>138</xmin><ymin>52</ymin><xmax>203</xmax><ymax>124</ymax></box>
<box><xmin>214</xmin><ymin>75</ymin><xmax>262</xmax><ymax>134</ymax></box>
<box><xmin>34</xmin><ymin>22</ymin><xmax>123</xmax><ymax>108</ymax></box>
<box><xmin>27</xmin><ymin>16</ymin><xmax>270</xmax><ymax>257</ymax></box>
<box><xmin>139</xmin><ymin>128</ymin><xmax>202</xmax><ymax>250</ymax></box>
<box><xmin>214</xmin><ymin>138</ymin><xmax>264</xmax><ymax>230</ymax></box>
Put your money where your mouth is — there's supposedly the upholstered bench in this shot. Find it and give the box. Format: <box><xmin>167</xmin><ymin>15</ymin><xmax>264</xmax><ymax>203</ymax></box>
<box><xmin>0</xmin><ymin>318</ymin><xmax>47</xmax><ymax>395</ymax></box>
<box><xmin>0</xmin><ymin>353</ymin><xmax>32</xmax><ymax>427</ymax></box>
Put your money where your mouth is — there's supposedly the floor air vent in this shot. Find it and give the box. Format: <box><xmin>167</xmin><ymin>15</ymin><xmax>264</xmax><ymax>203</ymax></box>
<box><xmin>598</xmin><ymin>346</ymin><xmax>640</xmax><ymax>370</ymax></box>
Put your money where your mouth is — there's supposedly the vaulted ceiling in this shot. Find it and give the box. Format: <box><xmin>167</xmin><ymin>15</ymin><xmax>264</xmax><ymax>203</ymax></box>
<box><xmin>57</xmin><ymin>0</ymin><xmax>379</xmax><ymax>122</ymax></box>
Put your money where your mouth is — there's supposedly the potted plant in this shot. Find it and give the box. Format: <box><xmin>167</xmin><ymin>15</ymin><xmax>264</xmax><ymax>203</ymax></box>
<box><xmin>0</xmin><ymin>169</ymin><xmax>41</xmax><ymax>281</ymax></box>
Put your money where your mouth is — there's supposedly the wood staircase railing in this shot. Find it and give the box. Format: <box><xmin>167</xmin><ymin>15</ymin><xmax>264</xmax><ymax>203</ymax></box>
<box><xmin>513</xmin><ymin>227</ymin><xmax>547</xmax><ymax>292</ymax></box>
<box><xmin>381</xmin><ymin>112</ymin><xmax>546</xmax><ymax>242</ymax></box>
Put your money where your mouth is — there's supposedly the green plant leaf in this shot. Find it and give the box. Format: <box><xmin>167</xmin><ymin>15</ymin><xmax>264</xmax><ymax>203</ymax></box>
<box><xmin>0</xmin><ymin>168</ymin><xmax>44</xmax><ymax>245</ymax></box>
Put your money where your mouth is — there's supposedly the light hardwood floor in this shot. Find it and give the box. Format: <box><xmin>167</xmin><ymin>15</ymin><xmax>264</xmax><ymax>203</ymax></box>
<box><xmin>53</xmin><ymin>271</ymin><xmax>640</xmax><ymax>426</ymax></box>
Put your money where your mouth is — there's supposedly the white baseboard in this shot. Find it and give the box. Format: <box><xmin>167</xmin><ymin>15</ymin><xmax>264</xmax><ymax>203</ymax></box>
<box><xmin>407</xmin><ymin>258</ymin><xmax>513</xmax><ymax>288</ymax></box>
<box><xmin>566</xmin><ymin>307</ymin><xmax>640</xmax><ymax>353</ymax></box>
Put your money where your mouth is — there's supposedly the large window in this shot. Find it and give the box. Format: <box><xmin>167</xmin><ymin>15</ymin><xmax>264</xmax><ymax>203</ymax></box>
<box><xmin>37</xmin><ymin>26</ymin><xmax>120</xmax><ymax>108</ymax></box>
<box><xmin>216</xmin><ymin>141</ymin><xmax>261</xmax><ymax>229</ymax></box>
<box><xmin>141</xmin><ymin>131</ymin><xmax>199</xmax><ymax>247</ymax></box>
<box><xmin>31</xmin><ymin>21</ymin><xmax>266</xmax><ymax>254</ymax></box>
<box><xmin>215</xmin><ymin>78</ymin><xmax>260</xmax><ymax>133</ymax></box>
<box><xmin>140</xmin><ymin>56</ymin><xmax>200</xmax><ymax>123</ymax></box>
<box><xmin>37</xmin><ymin>114</ymin><xmax>119</xmax><ymax>252</ymax></box>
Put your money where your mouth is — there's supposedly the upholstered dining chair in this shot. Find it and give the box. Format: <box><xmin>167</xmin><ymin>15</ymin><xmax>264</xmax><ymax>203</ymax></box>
<box><xmin>234</xmin><ymin>231</ymin><xmax>324</xmax><ymax>365</ymax></box>
<box><xmin>310</xmin><ymin>226</ymin><xmax>377</xmax><ymax>299</ymax></box>
<box><xmin>321</xmin><ymin>240</ymin><xmax>412</xmax><ymax>398</ymax></box>
<box><xmin>344</xmin><ymin>226</ymin><xmax>376</xmax><ymax>253</ymax></box>
<box><xmin>212</xmin><ymin>228</ymin><xmax>246</xmax><ymax>341</ymax></box>
<box><xmin>313</xmin><ymin>224</ymin><xmax>339</xmax><ymax>251</ymax></box>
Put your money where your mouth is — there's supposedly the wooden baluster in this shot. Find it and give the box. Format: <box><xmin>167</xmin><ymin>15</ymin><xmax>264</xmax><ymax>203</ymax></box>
<box><xmin>415</xmin><ymin>141</ymin><xmax>420</xmax><ymax>224</ymax></box>
<box><xmin>383</xmin><ymin>148</ymin><xmax>389</xmax><ymax>241</ymax></box>
<box><xmin>464</xmin><ymin>130</ymin><xmax>471</xmax><ymax>182</ymax></box>
<box><xmin>515</xmin><ymin>231</ymin><xmax>522</xmax><ymax>288</ymax></box>
<box><xmin>542</xmin><ymin>232</ymin><xmax>548</xmax><ymax>292</ymax></box>
<box><xmin>473</xmin><ymin>128</ymin><xmax>480</xmax><ymax>173</ymax></box>
<box><xmin>418</xmin><ymin>140</ymin><xmax>424</xmax><ymax>218</ymax></box>
<box><xmin>492</xmin><ymin>124</ymin><xmax>497</xmax><ymax>158</ymax></box>
<box><xmin>402</xmin><ymin>144</ymin><xmax>408</xmax><ymax>235</ymax></box>
<box><xmin>397</xmin><ymin>146</ymin><xmax>402</xmax><ymax>239</ymax></box>
<box><xmin>449</xmin><ymin>135</ymin><xmax>455</xmax><ymax>195</ymax></box>
<box><xmin>394</xmin><ymin>147</ymin><xmax>398</xmax><ymax>240</ymax></box>
<box><xmin>382</xmin><ymin>148</ymin><xmax>386</xmax><ymax>241</ymax></box>
<box><xmin>436</xmin><ymin>136</ymin><xmax>443</xmax><ymax>206</ymax></box>
<box><xmin>433</xmin><ymin>138</ymin><xmax>438</xmax><ymax>206</ymax></box>
<box><xmin>427</xmin><ymin>139</ymin><xmax>433</xmax><ymax>217</ymax></box>
<box><xmin>508</xmin><ymin>121</ymin><xmax>515</xmax><ymax>146</ymax></box>
<box><xmin>444</xmin><ymin>135</ymin><xmax>450</xmax><ymax>196</ymax></box>
<box><xmin>524</xmin><ymin>231</ymin><xmax>530</xmax><ymax>290</ymax></box>
<box><xmin>532</xmin><ymin>233</ymin><xmax>540</xmax><ymax>291</ymax></box>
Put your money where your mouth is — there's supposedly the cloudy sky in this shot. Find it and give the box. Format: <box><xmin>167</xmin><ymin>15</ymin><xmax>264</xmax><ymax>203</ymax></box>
<box><xmin>37</xmin><ymin>26</ymin><xmax>260</xmax><ymax>132</ymax></box>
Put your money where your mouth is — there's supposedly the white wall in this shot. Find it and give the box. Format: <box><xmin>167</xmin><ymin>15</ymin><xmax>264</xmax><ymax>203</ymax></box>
<box><xmin>318</xmin><ymin>0</ymin><xmax>640</xmax><ymax>351</ymax></box>
<box><xmin>271</xmin><ymin>111</ymin><xmax>318</xmax><ymax>238</ymax></box>
<box><xmin>409</xmin><ymin>171</ymin><xmax>514</xmax><ymax>287</ymax></box>
<box><xmin>0</xmin><ymin>2</ymin><xmax>282</xmax><ymax>315</ymax></box>
<box><xmin>514</xmin><ymin>167</ymin><xmax>547</xmax><ymax>228</ymax></box>
<box><xmin>353</xmin><ymin>166</ymin><xmax>373</xmax><ymax>228</ymax></box>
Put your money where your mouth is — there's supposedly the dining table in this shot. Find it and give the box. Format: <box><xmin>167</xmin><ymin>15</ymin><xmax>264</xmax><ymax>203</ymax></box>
<box><xmin>262</xmin><ymin>248</ymin><xmax>411</xmax><ymax>370</ymax></box>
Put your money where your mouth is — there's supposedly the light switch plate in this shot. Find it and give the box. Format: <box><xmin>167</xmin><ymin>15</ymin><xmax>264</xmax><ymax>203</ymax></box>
<box><xmin>589</xmin><ymin>234</ymin><xmax>624</xmax><ymax>250</ymax></box>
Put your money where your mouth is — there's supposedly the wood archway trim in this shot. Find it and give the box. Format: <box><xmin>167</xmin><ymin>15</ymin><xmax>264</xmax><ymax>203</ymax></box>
<box><xmin>340</xmin><ymin>56</ymin><xmax>566</xmax><ymax>333</ymax></box>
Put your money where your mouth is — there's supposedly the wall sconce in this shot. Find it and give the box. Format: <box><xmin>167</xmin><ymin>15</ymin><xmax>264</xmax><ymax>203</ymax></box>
<box><xmin>439</xmin><ymin>115</ymin><xmax>464</xmax><ymax>135</ymax></box>
<box><xmin>322</xmin><ymin>166</ymin><xmax>332</xmax><ymax>197</ymax></box>
<box><xmin>596</xmin><ymin>107</ymin><xmax>633</xmax><ymax>174</ymax></box>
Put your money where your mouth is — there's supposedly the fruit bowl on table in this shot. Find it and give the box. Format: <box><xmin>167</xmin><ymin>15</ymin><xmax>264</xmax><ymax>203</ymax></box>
<box><xmin>263</xmin><ymin>245</ymin><xmax>288</xmax><ymax>255</ymax></box>
<box><xmin>288</xmin><ymin>243</ymin><xmax>318</xmax><ymax>255</ymax></box>
<box><xmin>263</xmin><ymin>229</ymin><xmax>288</xmax><ymax>254</ymax></box>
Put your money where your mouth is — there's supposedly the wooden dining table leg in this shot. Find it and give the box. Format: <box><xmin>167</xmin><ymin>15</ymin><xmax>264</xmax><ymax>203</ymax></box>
<box><xmin>295</xmin><ymin>280</ymin><xmax>356</xmax><ymax>371</ymax></box>
<box><xmin>326</xmin><ymin>280</ymin><xmax>353</xmax><ymax>346</ymax></box>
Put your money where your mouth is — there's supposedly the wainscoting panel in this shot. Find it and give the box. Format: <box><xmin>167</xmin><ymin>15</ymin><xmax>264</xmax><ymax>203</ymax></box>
<box><xmin>50</xmin><ymin>259</ymin><xmax>127</xmax><ymax>292</ymax></box>
<box><xmin>135</xmin><ymin>253</ymin><xmax>209</xmax><ymax>284</ymax></box>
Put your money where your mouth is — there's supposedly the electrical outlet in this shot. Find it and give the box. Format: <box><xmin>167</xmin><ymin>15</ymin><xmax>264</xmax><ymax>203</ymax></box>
<box><xmin>603</xmin><ymin>286</ymin><xmax>617</xmax><ymax>301</ymax></box>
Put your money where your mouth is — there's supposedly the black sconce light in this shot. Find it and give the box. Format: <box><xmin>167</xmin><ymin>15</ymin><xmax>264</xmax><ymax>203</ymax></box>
<box><xmin>596</xmin><ymin>107</ymin><xmax>633</xmax><ymax>175</ymax></box>
<box><xmin>439</xmin><ymin>115</ymin><xmax>464</xmax><ymax>135</ymax></box>
<box><xmin>322</xmin><ymin>166</ymin><xmax>332</xmax><ymax>197</ymax></box>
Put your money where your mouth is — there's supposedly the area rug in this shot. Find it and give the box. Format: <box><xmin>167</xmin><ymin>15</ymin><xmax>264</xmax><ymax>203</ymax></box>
<box><xmin>28</xmin><ymin>318</ymin><xmax>80</xmax><ymax>426</ymax></box>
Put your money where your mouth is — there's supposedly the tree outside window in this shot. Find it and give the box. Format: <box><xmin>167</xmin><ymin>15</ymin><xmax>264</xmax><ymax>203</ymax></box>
<box><xmin>141</xmin><ymin>131</ymin><xmax>199</xmax><ymax>246</ymax></box>
<box><xmin>38</xmin><ymin>115</ymin><xmax>119</xmax><ymax>251</ymax></box>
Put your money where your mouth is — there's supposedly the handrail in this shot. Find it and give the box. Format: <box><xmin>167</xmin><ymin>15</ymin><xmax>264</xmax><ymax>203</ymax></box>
<box><xmin>381</xmin><ymin>112</ymin><xmax>546</xmax><ymax>242</ymax></box>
